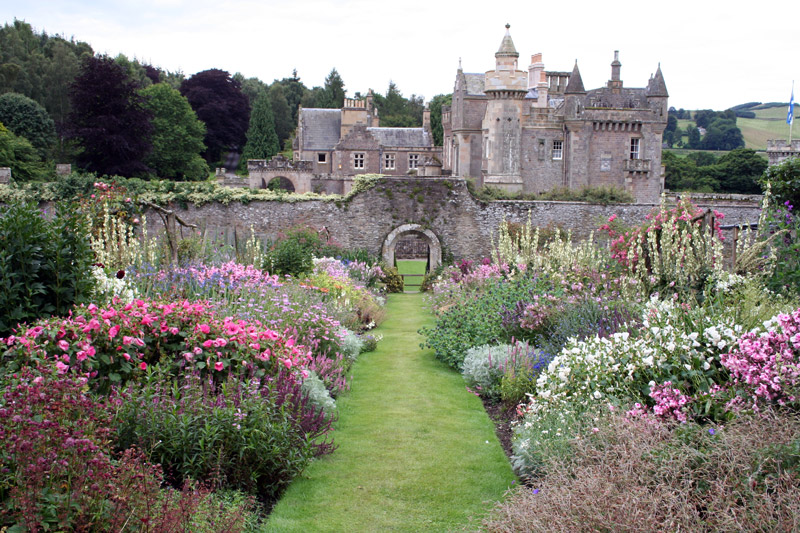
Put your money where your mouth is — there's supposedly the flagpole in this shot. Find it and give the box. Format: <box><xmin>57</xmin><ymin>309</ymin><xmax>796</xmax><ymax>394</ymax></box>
<box><xmin>790</xmin><ymin>81</ymin><xmax>795</xmax><ymax>144</ymax></box>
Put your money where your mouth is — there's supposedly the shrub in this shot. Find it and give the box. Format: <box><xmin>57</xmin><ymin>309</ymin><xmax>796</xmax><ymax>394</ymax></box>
<box><xmin>360</xmin><ymin>333</ymin><xmax>381</xmax><ymax>353</ymax></box>
<box><xmin>485</xmin><ymin>411</ymin><xmax>800</xmax><ymax>532</ymax></box>
<box><xmin>263</xmin><ymin>226</ymin><xmax>324</xmax><ymax>277</ymax></box>
<box><xmin>301</xmin><ymin>370</ymin><xmax>337</xmax><ymax>415</ymax></box>
<box><xmin>0</xmin><ymin>298</ymin><xmax>310</xmax><ymax>393</ymax></box>
<box><xmin>114</xmin><ymin>367</ymin><xmax>335</xmax><ymax>500</ymax></box>
<box><xmin>0</xmin><ymin>368</ymin><xmax>255</xmax><ymax>531</ymax></box>
<box><xmin>462</xmin><ymin>343</ymin><xmax>514</xmax><ymax>400</ymax></box>
<box><xmin>340</xmin><ymin>329</ymin><xmax>365</xmax><ymax>363</ymax></box>
<box><xmin>499</xmin><ymin>344</ymin><xmax>555</xmax><ymax>405</ymax></box>
<box><xmin>421</xmin><ymin>274</ymin><xmax>546</xmax><ymax>369</ymax></box>
<box><xmin>0</xmin><ymin>200</ymin><xmax>94</xmax><ymax>336</ymax></box>
<box><xmin>381</xmin><ymin>266</ymin><xmax>404</xmax><ymax>293</ymax></box>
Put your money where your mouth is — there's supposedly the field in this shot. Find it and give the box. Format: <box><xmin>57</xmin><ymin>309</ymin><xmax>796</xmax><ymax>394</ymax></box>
<box><xmin>738</xmin><ymin>104</ymin><xmax>797</xmax><ymax>150</ymax></box>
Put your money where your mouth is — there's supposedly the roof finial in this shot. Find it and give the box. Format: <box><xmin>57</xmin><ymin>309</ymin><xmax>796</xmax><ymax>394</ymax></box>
<box><xmin>505</xmin><ymin>23</ymin><xmax>511</xmax><ymax>32</ymax></box>
<box><xmin>458</xmin><ymin>57</ymin><xmax>462</xmax><ymax>70</ymax></box>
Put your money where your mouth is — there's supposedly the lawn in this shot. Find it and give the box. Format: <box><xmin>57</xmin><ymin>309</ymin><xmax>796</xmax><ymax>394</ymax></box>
<box><xmin>396</xmin><ymin>259</ymin><xmax>427</xmax><ymax>292</ymax></box>
<box><xmin>264</xmin><ymin>293</ymin><xmax>516</xmax><ymax>532</ymax></box>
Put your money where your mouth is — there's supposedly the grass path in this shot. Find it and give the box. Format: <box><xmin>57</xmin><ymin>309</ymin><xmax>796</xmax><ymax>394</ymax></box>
<box><xmin>263</xmin><ymin>294</ymin><xmax>516</xmax><ymax>532</ymax></box>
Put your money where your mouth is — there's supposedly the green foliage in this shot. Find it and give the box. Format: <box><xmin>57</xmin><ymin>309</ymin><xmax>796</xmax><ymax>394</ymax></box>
<box><xmin>372</xmin><ymin>81</ymin><xmax>424</xmax><ymax>127</ymax></box>
<box><xmin>664</xmin><ymin>148</ymin><xmax>766</xmax><ymax>193</ymax></box>
<box><xmin>421</xmin><ymin>275</ymin><xmax>545</xmax><ymax>369</ymax></box>
<box><xmin>263</xmin><ymin>226</ymin><xmax>323</xmax><ymax>277</ymax></box>
<box><xmin>114</xmin><ymin>368</ymin><xmax>327</xmax><ymax>499</ymax></box>
<box><xmin>470</xmin><ymin>183</ymin><xmax>634</xmax><ymax>204</ymax></box>
<box><xmin>241</xmin><ymin>90</ymin><xmax>280</xmax><ymax>163</ymax></box>
<box><xmin>761</xmin><ymin>156</ymin><xmax>800</xmax><ymax>208</ymax></box>
<box><xmin>301</xmin><ymin>371</ymin><xmax>337</xmax><ymax>415</ymax></box>
<box><xmin>380</xmin><ymin>266</ymin><xmax>404</xmax><ymax>293</ymax></box>
<box><xmin>140</xmin><ymin>82</ymin><xmax>209</xmax><ymax>180</ymax></box>
<box><xmin>320</xmin><ymin>68</ymin><xmax>346</xmax><ymax>109</ymax></box>
<box><xmin>0</xmin><ymin>19</ymin><xmax>93</xmax><ymax>132</ymax></box>
<box><xmin>0</xmin><ymin>200</ymin><xmax>94</xmax><ymax>336</ymax></box>
<box><xmin>462</xmin><ymin>343</ymin><xmax>513</xmax><ymax>400</ymax></box>
<box><xmin>429</xmin><ymin>93</ymin><xmax>452</xmax><ymax>146</ymax></box>
<box><xmin>0</xmin><ymin>92</ymin><xmax>57</xmax><ymax>157</ymax></box>
<box><xmin>268</xmin><ymin>83</ymin><xmax>294</xmax><ymax>150</ymax></box>
<box><xmin>0</xmin><ymin>122</ymin><xmax>50</xmax><ymax>181</ymax></box>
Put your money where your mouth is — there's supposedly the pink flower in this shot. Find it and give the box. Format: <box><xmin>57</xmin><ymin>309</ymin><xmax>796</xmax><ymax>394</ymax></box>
<box><xmin>139</xmin><ymin>362</ymin><xmax>147</xmax><ymax>370</ymax></box>
<box><xmin>57</xmin><ymin>340</ymin><xmax>70</xmax><ymax>351</ymax></box>
<box><xmin>108</xmin><ymin>325</ymin><xmax>120</xmax><ymax>339</ymax></box>
<box><xmin>56</xmin><ymin>361</ymin><xmax>69</xmax><ymax>374</ymax></box>
<box><xmin>197</xmin><ymin>324</ymin><xmax>211</xmax><ymax>334</ymax></box>
<box><xmin>214</xmin><ymin>361</ymin><xmax>224</xmax><ymax>371</ymax></box>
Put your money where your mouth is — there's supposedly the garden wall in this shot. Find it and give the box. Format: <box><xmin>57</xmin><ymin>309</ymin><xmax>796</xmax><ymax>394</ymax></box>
<box><xmin>144</xmin><ymin>177</ymin><xmax>763</xmax><ymax>262</ymax></box>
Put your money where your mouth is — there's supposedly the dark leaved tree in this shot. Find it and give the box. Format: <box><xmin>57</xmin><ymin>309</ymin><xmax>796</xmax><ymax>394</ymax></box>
<box><xmin>180</xmin><ymin>69</ymin><xmax>250</xmax><ymax>164</ymax></box>
<box><xmin>66</xmin><ymin>55</ymin><xmax>152</xmax><ymax>177</ymax></box>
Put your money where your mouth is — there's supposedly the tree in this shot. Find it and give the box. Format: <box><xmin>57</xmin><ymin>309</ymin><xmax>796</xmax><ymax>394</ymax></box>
<box><xmin>66</xmin><ymin>55</ymin><xmax>152</xmax><ymax>177</ymax></box>
<box><xmin>241</xmin><ymin>90</ymin><xmax>280</xmax><ymax>163</ymax></box>
<box><xmin>180</xmin><ymin>69</ymin><xmax>250</xmax><ymax>164</ymax></box>
<box><xmin>320</xmin><ymin>68</ymin><xmax>346</xmax><ymax>109</ymax></box>
<box><xmin>268</xmin><ymin>83</ymin><xmax>293</xmax><ymax>150</ymax></box>
<box><xmin>373</xmin><ymin>81</ymin><xmax>422</xmax><ymax>127</ymax></box>
<box><xmin>140</xmin><ymin>83</ymin><xmax>209</xmax><ymax>180</ymax></box>
<box><xmin>716</xmin><ymin>149</ymin><xmax>766</xmax><ymax>194</ymax></box>
<box><xmin>0</xmin><ymin>92</ymin><xmax>56</xmax><ymax>157</ymax></box>
<box><xmin>701</xmin><ymin>118</ymin><xmax>744</xmax><ymax>151</ymax></box>
<box><xmin>277</xmin><ymin>70</ymin><xmax>308</xmax><ymax>122</ymax></box>
<box><xmin>429</xmin><ymin>93</ymin><xmax>452</xmax><ymax>146</ymax></box>
<box><xmin>0</xmin><ymin>122</ymin><xmax>49</xmax><ymax>181</ymax></box>
<box><xmin>687</xmin><ymin>125</ymin><xmax>701</xmax><ymax>149</ymax></box>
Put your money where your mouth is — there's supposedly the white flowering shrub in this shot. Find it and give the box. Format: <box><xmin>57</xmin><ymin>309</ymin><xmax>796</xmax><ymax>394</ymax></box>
<box><xmin>512</xmin><ymin>295</ymin><xmax>748</xmax><ymax>478</ymax></box>
<box><xmin>90</xmin><ymin>266</ymin><xmax>137</xmax><ymax>305</ymax></box>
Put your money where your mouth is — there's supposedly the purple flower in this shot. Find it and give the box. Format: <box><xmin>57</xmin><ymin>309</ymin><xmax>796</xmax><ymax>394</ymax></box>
<box><xmin>708</xmin><ymin>428</ymin><xmax>716</xmax><ymax>435</ymax></box>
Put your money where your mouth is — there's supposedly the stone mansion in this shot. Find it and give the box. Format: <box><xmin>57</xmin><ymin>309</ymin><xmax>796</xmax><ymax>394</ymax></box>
<box><xmin>249</xmin><ymin>25</ymin><xmax>668</xmax><ymax>203</ymax></box>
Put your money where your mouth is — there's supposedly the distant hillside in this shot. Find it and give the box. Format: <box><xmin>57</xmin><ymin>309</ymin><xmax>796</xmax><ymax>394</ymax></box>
<box><xmin>736</xmin><ymin>103</ymin><xmax>798</xmax><ymax>150</ymax></box>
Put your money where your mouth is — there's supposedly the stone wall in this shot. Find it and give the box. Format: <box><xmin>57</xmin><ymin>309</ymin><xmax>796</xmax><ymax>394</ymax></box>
<box><xmin>143</xmin><ymin>177</ymin><xmax>762</xmax><ymax>262</ymax></box>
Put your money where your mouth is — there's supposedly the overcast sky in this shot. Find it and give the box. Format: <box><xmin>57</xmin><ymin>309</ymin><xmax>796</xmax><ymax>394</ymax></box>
<box><xmin>4</xmin><ymin>0</ymin><xmax>797</xmax><ymax>111</ymax></box>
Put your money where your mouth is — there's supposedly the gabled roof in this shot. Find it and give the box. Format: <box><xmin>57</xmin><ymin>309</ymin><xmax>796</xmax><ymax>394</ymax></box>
<box><xmin>464</xmin><ymin>73</ymin><xmax>486</xmax><ymax>96</ymax></box>
<box><xmin>367</xmin><ymin>127</ymin><xmax>431</xmax><ymax>148</ymax></box>
<box><xmin>299</xmin><ymin>108</ymin><xmax>341</xmax><ymax>150</ymax></box>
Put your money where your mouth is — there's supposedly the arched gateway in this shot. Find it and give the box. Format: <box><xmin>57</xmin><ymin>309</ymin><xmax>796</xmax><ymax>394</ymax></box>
<box><xmin>381</xmin><ymin>224</ymin><xmax>442</xmax><ymax>271</ymax></box>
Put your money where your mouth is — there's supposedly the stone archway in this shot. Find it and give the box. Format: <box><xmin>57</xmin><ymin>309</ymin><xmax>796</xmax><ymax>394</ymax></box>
<box><xmin>264</xmin><ymin>176</ymin><xmax>296</xmax><ymax>192</ymax></box>
<box><xmin>382</xmin><ymin>224</ymin><xmax>442</xmax><ymax>271</ymax></box>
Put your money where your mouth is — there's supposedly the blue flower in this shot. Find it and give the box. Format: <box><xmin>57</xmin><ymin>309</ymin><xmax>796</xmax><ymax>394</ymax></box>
<box><xmin>708</xmin><ymin>428</ymin><xmax>716</xmax><ymax>436</ymax></box>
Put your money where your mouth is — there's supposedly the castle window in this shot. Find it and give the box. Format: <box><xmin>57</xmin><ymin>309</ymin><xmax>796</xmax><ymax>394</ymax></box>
<box><xmin>408</xmin><ymin>153</ymin><xmax>420</xmax><ymax>169</ymax></box>
<box><xmin>552</xmin><ymin>140</ymin><xmax>563</xmax><ymax>160</ymax></box>
<box><xmin>630</xmin><ymin>138</ymin><xmax>640</xmax><ymax>160</ymax></box>
<box><xmin>353</xmin><ymin>152</ymin><xmax>365</xmax><ymax>169</ymax></box>
<box><xmin>384</xmin><ymin>153</ymin><xmax>396</xmax><ymax>170</ymax></box>
<box><xmin>318</xmin><ymin>153</ymin><xmax>327</xmax><ymax>163</ymax></box>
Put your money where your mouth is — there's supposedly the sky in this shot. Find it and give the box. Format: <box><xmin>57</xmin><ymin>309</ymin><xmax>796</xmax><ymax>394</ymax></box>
<box><xmin>3</xmin><ymin>0</ymin><xmax>798</xmax><ymax>111</ymax></box>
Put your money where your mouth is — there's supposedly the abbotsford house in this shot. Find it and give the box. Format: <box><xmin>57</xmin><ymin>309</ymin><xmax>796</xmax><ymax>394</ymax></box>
<box><xmin>243</xmin><ymin>25</ymin><xmax>669</xmax><ymax>204</ymax></box>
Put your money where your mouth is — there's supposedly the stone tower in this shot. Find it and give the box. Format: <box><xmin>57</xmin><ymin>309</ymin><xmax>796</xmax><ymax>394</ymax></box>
<box><xmin>481</xmin><ymin>24</ymin><xmax>527</xmax><ymax>190</ymax></box>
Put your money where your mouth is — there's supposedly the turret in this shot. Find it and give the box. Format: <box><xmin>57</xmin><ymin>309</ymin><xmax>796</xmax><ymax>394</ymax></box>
<box><xmin>564</xmin><ymin>61</ymin><xmax>586</xmax><ymax>118</ymax></box>
<box><xmin>647</xmin><ymin>64</ymin><xmax>669</xmax><ymax>119</ymax></box>
<box><xmin>495</xmin><ymin>23</ymin><xmax>519</xmax><ymax>71</ymax></box>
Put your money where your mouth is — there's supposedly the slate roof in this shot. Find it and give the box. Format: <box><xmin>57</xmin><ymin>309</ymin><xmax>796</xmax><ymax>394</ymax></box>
<box><xmin>367</xmin><ymin>128</ymin><xmax>431</xmax><ymax>148</ymax></box>
<box><xmin>648</xmin><ymin>65</ymin><xmax>669</xmax><ymax>97</ymax></box>
<box><xmin>565</xmin><ymin>62</ymin><xmax>586</xmax><ymax>94</ymax></box>
<box><xmin>464</xmin><ymin>73</ymin><xmax>486</xmax><ymax>96</ymax></box>
<box><xmin>299</xmin><ymin>108</ymin><xmax>342</xmax><ymax>150</ymax></box>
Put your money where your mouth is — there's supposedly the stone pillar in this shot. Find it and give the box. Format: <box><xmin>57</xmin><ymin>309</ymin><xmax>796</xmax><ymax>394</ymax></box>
<box><xmin>56</xmin><ymin>164</ymin><xmax>72</xmax><ymax>176</ymax></box>
<box><xmin>0</xmin><ymin>167</ymin><xmax>11</xmax><ymax>184</ymax></box>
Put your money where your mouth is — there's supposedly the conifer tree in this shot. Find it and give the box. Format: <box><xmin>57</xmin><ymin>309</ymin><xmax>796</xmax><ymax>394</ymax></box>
<box><xmin>242</xmin><ymin>91</ymin><xmax>280</xmax><ymax>162</ymax></box>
